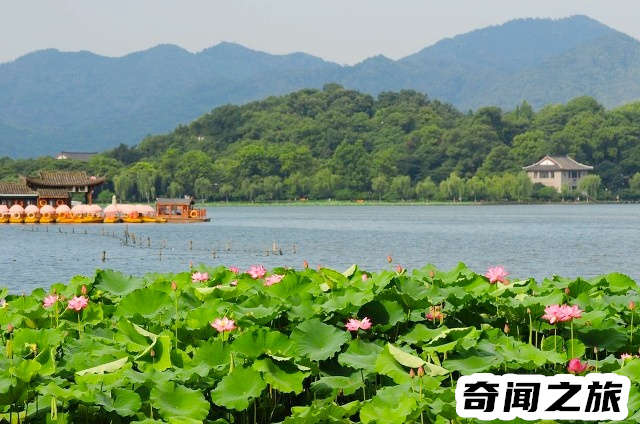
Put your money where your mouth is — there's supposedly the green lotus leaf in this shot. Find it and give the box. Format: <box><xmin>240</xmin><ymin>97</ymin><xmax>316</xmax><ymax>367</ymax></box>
<box><xmin>116</xmin><ymin>289</ymin><xmax>171</xmax><ymax>319</ymax></box>
<box><xmin>338</xmin><ymin>339</ymin><xmax>382</xmax><ymax>372</ymax></box>
<box><xmin>210</xmin><ymin>366</ymin><xmax>266</xmax><ymax>411</ymax></box>
<box><xmin>375</xmin><ymin>344</ymin><xmax>412</xmax><ymax>384</ymax></box>
<box><xmin>387</xmin><ymin>343</ymin><xmax>425</xmax><ymax>368</ymax></box>
<box><xmin>95</xmin><ymin>388</ymin><xmax>141</xmax><ymax>417</ymax></box>
<box><xmin>10</xmin><ymin>359</ymin><xmax>41</xmax><ymax>382</ymax></box>
<box><xmin>311</xmin><ymin>373</ymin><xmax>363</xmax><ymax>397</ymax></box>
<box><xmin>76</xmin><ymin>357</ymin><xmax>128</xmax><ymax>376</ymax></box>
<box><xmin>605</xmin><ymin>272</ymin><xmax>637</xmax><ymax>293</ymax></box>
<box><xmin>150</xmin><ymin>381</ymin><xmax>209</xmax><ymax>421</ymax></box>
<box><xmin>360</xmin><ymin>384</ymin><xmax>418</xmax><ymax>424</ymax></box>
<box><xmin>11</xmin><ymin>328</ymin><xmax>63</xmax><ymax>353</ymax></box>
<box><xmin>231</xmin><ymin>327</ymin><xmax>294</xmax><ymax>359</ymax></box>
<box><xmin>252</xmin><ymin>358</ymin><xmax>309</xmax><ymax>394</ymax></box>
<box><xmin>95</xmin><ymin>269</ymin><xmax>146</xmax><ymax>296</ymax></box>
<box><xmin>192</xmin><ymin>339</ymin><xmax>229</xmax><ymax>369</ymax></box>
<box><xmin>290</xmin><ymin>318</ymin><xmax>349</xmax><ymax>361</ymax></box>
<box><xmin>443</xmin><ymin>353</ymin><xmax>501</xmax><ymax>374</ymax></box>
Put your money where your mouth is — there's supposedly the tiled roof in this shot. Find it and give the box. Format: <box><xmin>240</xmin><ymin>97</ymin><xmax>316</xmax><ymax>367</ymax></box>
<box><xmin>26</xmin><ymin>171</ymin><xmax>105</xmax><ymax>187</ymax></box>
<box><xmin>0</xmin><ymin>182</ymin><xmax>37</xmax><ymax>196</ymax></box>
<box><xmin>157</xmin><ymin>197</ymin><xmax>194</xmax><ymax>206</ymax></box>
<box><xmin>37</xmin><ymin>188</ymin><xmax>70</xmax><ymax>198</ymax></box>
<box><xmin>523</xmin><ymin>156</ymin><xmax>593</xmax><ymax>171</ymax></box>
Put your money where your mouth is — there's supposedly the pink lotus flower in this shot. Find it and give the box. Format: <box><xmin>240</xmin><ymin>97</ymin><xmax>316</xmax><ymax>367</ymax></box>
<box><xmin>191</xmin><ymin>272</ymin><xmax>210</xmax><ymax>283</ymax></box>
<box><xmin>228</xmin><ymin>266</ymin><xmax>239</xmax><ymax>274</ymax></box>
<box><xmin>247</xmin><ymin>265</ymin><xmax>267</xmax><ymax>279</ymax></box>
<box><xmin>303</xmin><ymin>260</ymin><xmax>309</xmax><ymax>269</ymax></box>
<box><xmin>345</xmin><ymin>317</ymin><xmax>372</xmax><ymax>332</ymax></box>
<box><xmin>485</xmin><ymin>266</ymin><xmax>509</xmax><ymax>284</ymax></box>
<box><xmin>211</xmin><ymin>317</ymin><xmax>236</xmax><ymax>333</ymax></box>
<box><xmin>426</xmin><ymin>306</ymin><xmax>445</xmax><ymax>321</ymax></box>
<box><xmin>171</xmin><ymin>281</ymin><xmax>177</xmax><ymax>291</ymax></box>
<box><xmin>346</xmin><ymin>319</ymin><xmax>361</xmax><ymax>332</ymax></box>
<box><xmin>567</xmin><ymin>358</ymin><xmax>588</xmax><ymax>374</ymax></box>
<box><xmin>68</xmin><ymin>296</ymin><xmax>88</xmax><ymax>312</ymax></box>
<box><xmin>230</xmin><ymin>280</ymin><xmax>238</xmax><ymax>287</ymax></box>
<box><xmin>43</xmin><ymin>294</ymin><xmax>59</xmax><ymax>309</ymax></box>
<box><xmin>359</xmin><ymin>317</ymin><xmax>372</xmax><ymax>330</ymax></box>
<box><xmin>621</xmin><ymin>353</ymin><xmax>634</xmax><ymax>360</ymax></box>
<box><xmin>264</xmin><ymin>274</ymin><xmax>284</xmax><ymax>287</ymax></box>
<box><xmin>394</xmin><ymin>264</ymin><xmax>404</xmax><ymax>273</ymax></box>
<box><xmin>0</xmin><ymin>299</ymin><xmax>6</xmax><ymax>308</ymax></box>
<box><xmin>361</xmin><ymin>274</ymin><xmax>369</xmax><ymax>282</ymax></box>
<box><xmin>542</xmin><ymin>304</ymin><xmax>583</xmax><ymax>324</ymax></box>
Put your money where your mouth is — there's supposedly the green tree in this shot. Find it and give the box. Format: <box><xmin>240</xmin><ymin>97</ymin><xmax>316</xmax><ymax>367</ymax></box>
<box><xmin>578</xmin><ymin>174</ymin><xmax>602</xmax><ymax>201</ymax></box>
<box><xmin>465</xmin><ymin>176</ymin><xmax>486</xmax><ymax>201</ymax></box>
<box><xmin>194</xmin><ymin>177</ymin><xmax>214</xmax><ymax>201</ymax></box>
<box><xmin>388</xmin><ymin>175</ymin><xmax>412</xmax><ymax>201</ymax></box>
<box><xmin>415</xmin><ymin>177</ymin><xmax>437</xmax><ymax>201</ymax></box>
<box><xmin>371</xmin><ymin>175</ymin><xmax>389</xmax><ymax>201</ymax></box>
<box><xmin>439</xmin><ymin>172</ymin><xmax>465</xmax><ymax>201</ymax></box>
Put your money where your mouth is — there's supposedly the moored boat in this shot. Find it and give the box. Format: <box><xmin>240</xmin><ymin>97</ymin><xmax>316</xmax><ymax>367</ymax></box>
<box><xmin>0</xmin><ymin>205</ymin><xmax>9</xmax><ymax>223</ymax></box>
<box><xmin>55</xmin><ymin>204</ymin><xmax>73</xmax><ymax>223</ymax></box>
<box><xmin>39</xmin><ymin>205</ymin><xmax>56</xmax><ymax>223</ymax></box>
<box><xmin>9</xmin><ymin>204</ymin><xmax>25</xmax><ymax>223</ymax></box>
<box><xmin>24</xmin><ymin>205</ymin><xmax>40</xmax><ymax>223</ymax></box>
<box><xmin>156</xmin><ymin>197</ymin><xmax>210</xmax><ymax>223</ymax></box>
<box><xmin>103</xmin><ymin>204</ymin><xmax>120</xmax><ymax>223</ymax></box>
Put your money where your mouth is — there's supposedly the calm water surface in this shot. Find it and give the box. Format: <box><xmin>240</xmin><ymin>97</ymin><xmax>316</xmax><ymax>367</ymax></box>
<box><xmin>1</xmin><ymin>204</ymin><xmax>638</xmax><ymax>292</ymax></box>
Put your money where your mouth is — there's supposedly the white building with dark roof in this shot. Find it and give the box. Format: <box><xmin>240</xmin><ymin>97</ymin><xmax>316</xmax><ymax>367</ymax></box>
<box><xmin>523</xmin><ymin>155</ymin><xmax>593</xmax><ymax>192</ymax></box>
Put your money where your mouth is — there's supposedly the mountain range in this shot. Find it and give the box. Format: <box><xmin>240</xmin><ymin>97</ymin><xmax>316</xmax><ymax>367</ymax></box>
<box><xmin>2</xmin><ymin>15</ymin><xmax>640</xmax><ymax>157</ymax></box>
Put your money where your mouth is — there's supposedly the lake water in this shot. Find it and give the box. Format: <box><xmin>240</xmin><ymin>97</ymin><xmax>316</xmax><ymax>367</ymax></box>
<box><xmin>1</xmin><ymin>204</ymin><xmax>639</xmax><ymax>292</ymax></box>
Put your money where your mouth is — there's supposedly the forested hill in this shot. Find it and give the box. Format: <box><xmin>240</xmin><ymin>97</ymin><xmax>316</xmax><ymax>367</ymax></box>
<box><xmin>3</xmin><ymin>15</ymin><xmax>640</xmax><ymax>157</ymax></box>
<box><xmin>3</xmin><ymin>86</ymin><xmax>640</xmax><ymax>202</ymax></box>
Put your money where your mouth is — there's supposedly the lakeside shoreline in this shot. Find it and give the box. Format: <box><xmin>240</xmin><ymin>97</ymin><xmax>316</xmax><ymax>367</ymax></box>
<box><xmin>194</xmin><ymin>199</ymin><xmax>635</xmax><ymax>207</ymax></box>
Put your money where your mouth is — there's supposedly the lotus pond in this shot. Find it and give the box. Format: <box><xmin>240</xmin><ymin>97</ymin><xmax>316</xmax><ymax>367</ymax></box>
<box><xmin>1</xmin><ymin>263</ymin><xmax>640</xmax><ymax>423</ymax></box>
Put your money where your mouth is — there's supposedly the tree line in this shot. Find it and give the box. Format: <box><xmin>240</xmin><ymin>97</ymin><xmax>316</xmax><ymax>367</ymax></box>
<box><xmin>2</xmin><ymin>84</ymin><xmax>640</xmax><ymax>202</ymax></box>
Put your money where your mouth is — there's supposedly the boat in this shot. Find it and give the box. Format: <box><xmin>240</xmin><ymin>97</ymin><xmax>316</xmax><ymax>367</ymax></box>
<box><xmin>117</xmin><ymin>204</ymin><xmax>142</xmax><ymax>223</ymax></box>
<box><xmin>103</xmin><ymin>204</ymin><xmax>120</xmax><ymax>223</ymax></box>
<box><xmin>70</xmin><ymin>204</ymin><xmax>86</xmax><ymax>223</ymax></box>
<box><xmin>24</xmin><ymin>205</ymin><xmax>41</xmax><ymax>223</ymax></box>
<box><xmin>82</xmin><ymin>204</ymin><xmax>104</xmax><ymax>223</ymax></box>
<box><xmin>9</xmin><ymin>204</ymin><xmax>25</xmax><ymax>223</ymax></box>
<box><xmin>0</xmin><ymin>205</ymin><xmax>9</xmax><ymax>223</ymax></box>
<box><xmin>135</xmin><ymin>204</ymin><xmax>167</xmax><ymax>223</ymax></box>
<box><xmin>55</xmin><ymin>204</ymin><xmax>74</xmax><ymax>223</ymax></box>
<box><xmin>156</xmin><ymin>197</ymin><xmax>210</xmax><ymax>223</ymax></box>
<box><xmin>39</xmin><ymin>205</ymin><xmax>56</xmax><ymax>223</ymax></box>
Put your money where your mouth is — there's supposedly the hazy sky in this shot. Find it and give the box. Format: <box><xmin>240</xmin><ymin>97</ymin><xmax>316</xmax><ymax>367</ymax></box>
<box><xmin>1</xmin><ymin>1</ymin><xmax>639</xmax><ymax>65</ymax></box>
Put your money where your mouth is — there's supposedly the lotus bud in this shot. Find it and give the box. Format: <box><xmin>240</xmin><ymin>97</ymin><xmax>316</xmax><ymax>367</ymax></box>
<box><xmin>6</xmin><ymin>323</ymin><xmax>14</xmax><ymax>333</ymax></box>
<box><xmin>417</xmin><ymin>366</ymin><xmax>424</xmax><ymax>377</ymax></box>
<box><xmin>387</xmin><ymin>255</ymin><xmax>393</xmax><ymax>263</ymax></box>
<box><xmin>171</xmin><ymin>281</ymin><xmax>177</xmax><ymax>291</ymax></box>
<box><xmin>81</xmin><ymin>285</ymin><xmax>87</xmax><ymax>295</ymax></box>
<box><xmin>317</xmin><ymin>265</ymin><xmax>322</xmax><ymax>271</ymax></box>
<box><xmin>630</xmin><ymin>301</ymin><xmax>636</xmax><ymax>311</ymax></box>
<box><xmin>189</xmin><ymin>260</ymin><xmax>193</xmax><ymax>269</ymax></box>
<box><xmin>409</xmin><ymin>368</ymin><xmax>415</xmax><ymax>378</ymax></box>
<box><xmin>150</xmin><ymin>349</ymin><xmax>156</xmax><ymax>358</ymax></box>
<box><xmin>303</xmin><ymin>260</ymin><xmax>309</xmax><ymax>269</ymax></box>
<box><xmin>504</xmin><ymin>323</ymin><xmax>510</xmax><ymax>334</ymax></box>
<box><xmin>395</xmin><ymin>264</ymin><xmax>403</xmax><ymax>273</ymax></box>
<box><xmin>594</xmin><ymin>346</ymin><xmax>598</xmax><ymax>354</ymax></box>
<box><xmin>527</xmin><ymin>308</ymin><xmax>531</xmax><ymax>315</ymax></box>
<box><xmin>429</xmin><ymin>270</ymin><xmax>435</xmax><ymax>278</ymax></box>
<box><xmin>564</xmin><ymin>287</ymin><xmax>570</xmax><ymax>295</ymax></box>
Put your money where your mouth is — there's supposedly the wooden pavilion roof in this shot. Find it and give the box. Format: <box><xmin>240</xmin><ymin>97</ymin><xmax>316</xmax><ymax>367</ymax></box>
<box><xmin>26</xmin><ymin>171</ymin><xmax>105</xmax><ymax>188</ymax></box>
<box><xmin>0</xmin><ymin>182</ymin><xmax>37</xmax><ymax>197</ymax></box>
<box><xmin>156</xmin><ymin>197</ymin><xmax>195</xmax><ymax>206</ymax></box>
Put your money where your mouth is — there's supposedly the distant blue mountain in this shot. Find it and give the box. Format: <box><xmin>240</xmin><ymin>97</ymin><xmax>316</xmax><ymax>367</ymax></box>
<box><xmin>1</xmin><ymin>15</ymin><xmax>639</xmax><ymax>157</ymax></box>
